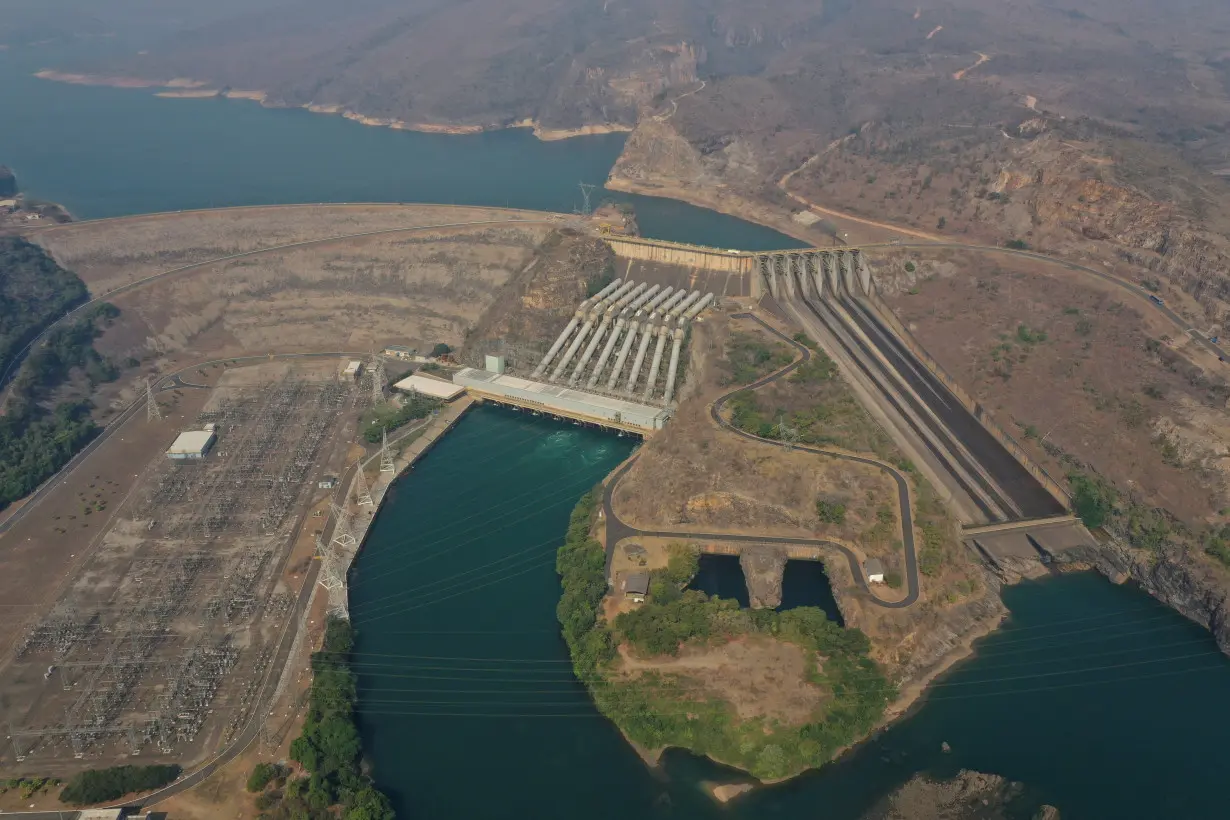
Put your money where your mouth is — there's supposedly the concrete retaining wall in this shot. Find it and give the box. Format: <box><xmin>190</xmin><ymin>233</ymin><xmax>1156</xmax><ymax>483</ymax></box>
<box><xmin>865</xmin><ymin>290</ymin><xmax>1071</xmax><ymax>509</ymax></box>
<box><xmin>604</xmin><ymin>236</ymin><xmax>754</xmax><ymax>274</ymax></box>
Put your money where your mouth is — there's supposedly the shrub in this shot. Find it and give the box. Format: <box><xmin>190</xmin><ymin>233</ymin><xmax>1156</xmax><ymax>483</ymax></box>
<box><xmin>59</xmin><ymin>765</ymin><xmax>181</xmax><ymax>804</ymax></box>
<box><xmin>1069</xmin><ymin>472</ymin><xmax>1116</xmax><ymax>529</ymax></box>
<box><xmin>815</xmin><ymin>498</ymin><xmax>847</xmax><ymax>524</ymax></box>
<box><xmin>903</xmin><ymin>261</ymin><xmax>916</xmax><ymax>273</ymax></box>
<box><xmin>1006</xmin><ymin>239</ymin><xmax>1029</xmax><ymax>250</ymax></box>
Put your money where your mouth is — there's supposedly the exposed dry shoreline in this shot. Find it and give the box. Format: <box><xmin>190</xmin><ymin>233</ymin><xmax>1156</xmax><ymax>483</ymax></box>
<box><xmin>33</xmin><ymin>70</ymin><xmax>632</xmax><ymax>142</ymax></box>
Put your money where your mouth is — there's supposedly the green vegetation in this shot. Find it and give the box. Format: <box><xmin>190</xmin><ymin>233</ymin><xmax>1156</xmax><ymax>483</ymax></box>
<box><xmin>59</xmin><ymin>764</ymin><xmax>180</xmax><ymax>805</ymax></box>
<box><xmin>792</xmin><ymin>332</ymin><xmax>819</xmax><ymax>350</ymax></box>
<box><xmin>790</xmin><ymin>349</ymin><xmax>838</xmax><ymax>384</ymax></box>
<box><xmin>1015</xmin><ymin>324</ymin><xmax>1048</xmax><ymax>344</ymax></box>
<box><xmin>360</xmin><ymin>393</ymin><xmax>441</xmax><ymax>443</ymax></box>
<box><xmin>721</xmin><ymin>331</ymin><xmax>793</xmax><ymax>386</ymax></box>
<box><xmin>1</xmin><ymin>300</ymin><xmax>123</xmax><ymax>510</ymax></box>
<box><xmin>556</xmin><ymin>491</ymin><xmax>894</xmax><ymax>781</ymax></box>
<box><xmin>1070</xmin><ymin>471</ymin><xmax>1116</xmax><ymax>529</ymax></box>
<box><xmin>815</xmin><ymin>498</ymin><xmax>847</xmax><ymax>525</ymax></box>
<box><xmin>0</xmin><ymin>777</ymin><xmax>59</xmax><ymax>799</ymax></box>
<box><xmin>247</xmin><ymin>762</ymin><xmax>290</xmax><ymax>793</ymax></box>
<box><xmin>917</xmin><ymin>522</ymin><xmax>947</xmax><ymax>577</ymax></box>
<box><xmin>262</xmin><ymin>617</ymin><xmax>396</xmax><ymax>820</ymax></box>
<box><xmin>903</xmin><ymin>261</ymin><xmax>916</xmax><ymax>273</ymax></box>
<box><xmin>1005</xmin><ymin>239</ymin><xmax>1029</xmax><ymax>250</ymax></box>
<box><xmin>0</xmin><ymin>236</ymin><xmax>90</xmax><ymax>384</ymax></box>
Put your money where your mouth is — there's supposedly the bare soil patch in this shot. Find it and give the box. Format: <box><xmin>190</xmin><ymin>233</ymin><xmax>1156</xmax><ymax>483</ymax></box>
<box><xmin>616</xmin><ymin>635</ymin><xmax>825</xmax><ymax>725</ymax></box>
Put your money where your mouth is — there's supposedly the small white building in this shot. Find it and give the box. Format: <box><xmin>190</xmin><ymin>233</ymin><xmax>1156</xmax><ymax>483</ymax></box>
<box><xmin>318</xmin><ymin>476</ymin><xmax>339</xmax><ymax>490</ymax></box>
<box><xmin>484</xmin><ymin>354</ymin><xmax>506</xmax><ymax>374</ymax></box>
<box><xmin>343</xmin><ymin>360</ymin><xmax>363</xmax><ymax>381</ymax></box>
<box><xmin>864</xmin><ymin>557</ymin><xmax>885</xmax><ymax>584</ymax></box>
<box><xmin>166</xmin><ymin>429</ymin><xmax>217</xmax><ymax>460</ymax></box>
<box><xmin>392</xmin><ymin>373</ymin><xmax>466</xmax><ymax>401</ymax></box>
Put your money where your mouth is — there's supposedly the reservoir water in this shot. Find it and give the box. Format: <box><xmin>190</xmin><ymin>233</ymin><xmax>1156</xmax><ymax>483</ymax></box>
<box><xmin>0</xmin><ymin>43</ymin><xmax>802</xmax><ymax>250</ymax></box>
<box><xmin>5</xmin><ymin>39</ymin><xmax>1230</xmax><ymax>819</ymax></box>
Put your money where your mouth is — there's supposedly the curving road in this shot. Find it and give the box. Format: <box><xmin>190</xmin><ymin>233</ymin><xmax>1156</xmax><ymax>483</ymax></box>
<box><xmin>603</xmin><ymin>312</ymin><xmax>920</xmax><ymax>608</ymax></box>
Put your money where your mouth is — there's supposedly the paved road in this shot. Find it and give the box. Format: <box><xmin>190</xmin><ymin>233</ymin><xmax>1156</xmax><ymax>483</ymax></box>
<box><xmin>603</xmin><ymin>312</ymin><xmax>920</xmax><ymax>608</ymax></box>
<box><xmin>865</xmin><ymin>241</ymin><xmax>1229</xmax><ymax>362</ymax></box>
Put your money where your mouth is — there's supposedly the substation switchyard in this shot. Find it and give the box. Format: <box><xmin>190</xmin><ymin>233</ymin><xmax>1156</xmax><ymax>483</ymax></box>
<box><xmin>456</xmin><ymin>280</ymin><xmax>716</xmax><ymax>433</ymax></box>
<box><xmin>2</xmin><ymin>364</ymin><xmax>359</xmax><ymax>767</ymax></box>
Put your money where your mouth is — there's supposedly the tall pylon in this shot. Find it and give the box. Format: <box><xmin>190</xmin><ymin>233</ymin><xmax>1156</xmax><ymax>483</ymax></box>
<box><xmin>146</xmin><ymin>378</ymin><xmax>162</xmax><ymax>422</ymax></box>
<box><xmin>353</xmin><ymin>461</ymin><xmax>374</xmax><ymax>507</ymax></box>
<box><xmin>370</xmin><ymin>354</ymin><xmax>386</xmax><ymax>406</ymax></box>
<box><xmin>329</xmin><ymin>502</ymin><xmax>358</xmax><ymax>551</ymax></box>
<box><xmin>379</xmin><ymin>427</ymin><xmax>395</xmax><ymax>473</ymax></box>
<box><xmin>773</xmin><ymin>414</ymin><xmax>800</xmax><ymax>451</ymax></box>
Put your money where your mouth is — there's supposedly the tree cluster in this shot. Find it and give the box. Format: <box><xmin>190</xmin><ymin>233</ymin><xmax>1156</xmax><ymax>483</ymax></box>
<box><xmin>59</xmin><ymin>764</ymin><xmax>180</xmax><ymax>805</ymax></box>
<box><xmin>258</xmin><ymin>617</ymin><xmax>396</xmax><ymax>820</ymax></box>
<box><xmin>1</xmin><ymin>300</ymin><xmax>122</xmax><ymax>510</ymax></box>
<box><xmin>361</xmin><ymin>393</ymin><xmax>441</xmax><ymax>443</ymax></box>
<box><xmin>0</xmin><ymin>236</ymin><xmax>89</xmax><ymax>383</ymax></box>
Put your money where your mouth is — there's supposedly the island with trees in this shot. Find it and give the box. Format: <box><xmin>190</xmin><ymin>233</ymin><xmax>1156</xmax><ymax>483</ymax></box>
<box><xmin>556</xmin><ymin>489</ymin><xmax>895</xmax><ymax>781</ymax></box>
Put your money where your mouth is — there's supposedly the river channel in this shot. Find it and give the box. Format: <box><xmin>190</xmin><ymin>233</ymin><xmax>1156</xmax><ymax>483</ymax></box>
<box><xmin>4</xmin><ymin>38</ymin><xmax>1230</xmax><ymax>819</ymax></box>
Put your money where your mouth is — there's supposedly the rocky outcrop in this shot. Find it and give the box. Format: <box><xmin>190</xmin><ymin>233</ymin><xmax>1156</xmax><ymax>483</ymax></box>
<box><xmin>1050</xmin><ymin>539</ymin><xmax>1230</xmax><ymax>655</ymax></box>
<box><xmin>0</xmin><ymin>165</ymin><xmax>15</xmax><ymax>197</ymax></box>
<box><xmin>739</xmin><ymin>548</ymin><xmax>787</xmax><ymax>609</ymax></box>
<box><xmin>861</xmin><ymin>769</ymin><xmax>1059</xmax><ymax>820</ymax></box>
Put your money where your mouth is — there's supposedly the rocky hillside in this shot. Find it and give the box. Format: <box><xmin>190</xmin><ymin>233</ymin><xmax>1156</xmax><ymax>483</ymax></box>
<box><xmin>861</xmin><ymin>770</ymin><xmax>1059</xmax><ymax>820</ymax></box>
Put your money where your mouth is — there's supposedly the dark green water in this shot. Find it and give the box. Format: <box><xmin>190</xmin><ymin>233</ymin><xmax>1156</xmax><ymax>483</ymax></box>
<box><xmin>688</xmin><ymin>554</ymin><xmax>751</xmax><ymax>607</ymax></box>
<box><xmin>352</xmin><ymin>408</ymin><xmax>1230</xmax><ymax>820</ymax></box>
<box><xmin>6</xmin><ymin>37</ymin><xmax>1230</xmax><ymax>819</ymax></box>
<box><xmin>0</xmin><ymin>43</ymin><xmax>802</xmax><ymax>249</ymax></box>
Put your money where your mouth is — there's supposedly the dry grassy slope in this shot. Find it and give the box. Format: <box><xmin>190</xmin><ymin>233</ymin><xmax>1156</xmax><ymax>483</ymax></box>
<box><xmin>461</xmin><ymin>232</ymin><xmax>613</xmax><ymax>371</ymax></box>
<box><xmin>874</xmin><ymin>247</ymin><xmax>1230</xmax><ymax>527</ymax></box>
<box><xmin>31</xmin><ymin>207</ymin><xmax>552</xmax><ymax>376</ymax></box>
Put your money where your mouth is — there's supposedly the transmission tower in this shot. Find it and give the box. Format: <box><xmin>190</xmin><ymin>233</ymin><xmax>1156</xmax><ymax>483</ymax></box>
<box><xmin>353</xmin><ymin>461</ymin><xmax>374</xmax><ymax>507</ymax></box>
<box><xmin>329</xmin><ymin>502</ymin><xmax>358</xmax><ymax>552</ymax></box>
<box><xmin>773</xmin><ymin>414</ymin><xmax>800</xmax><ymax>451</ymax></box>
<box><xmin>315</xmin><ymin>536</ymin><xmax>345</xmax><ymax>591</ymax></box>
<box><xmin>578</xmin><ymin>182</ymin><xmax>596</xmax><ymax>215</ymax></box>
<box><xmin>146</xmin><ymin>378</ymin><xmax>162</xmax><ymax>422</ymax></box>
<box><xmin>370</xmin><ymin>354</ymin><xmax>386</xmax><ymax>406</ymax></box>
<box><xmin>380</xmin><ymin>427</ymin><xmax>395</xmax><ymax>473</ymax></box>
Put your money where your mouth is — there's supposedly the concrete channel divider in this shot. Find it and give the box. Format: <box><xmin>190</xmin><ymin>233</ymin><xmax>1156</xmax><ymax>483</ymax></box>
<box><xmin>795</xmin><ymin>296</ymin><xmax>1010</xmax><ymax>523</ymax></box>
<box><xmin>862</xmin><ymin>290</ymin><xmax>1071</xmax><ymax>509</ymax></box>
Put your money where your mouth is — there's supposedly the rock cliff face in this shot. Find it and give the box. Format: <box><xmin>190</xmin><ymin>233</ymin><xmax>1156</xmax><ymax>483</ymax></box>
<box><xmin>1051</xmin><ymin>541</ymin><xmax>1230</xmax><ymax>656</ymax></box>
<box><xmin>0</xmin><ymin>166</ymin><xmax>16</xmax><ymax>198</ymax></box>
<box><xmin>739</xmin><ymin>548</ymin><xmax>786</xmax><ymax>609</ymax></box>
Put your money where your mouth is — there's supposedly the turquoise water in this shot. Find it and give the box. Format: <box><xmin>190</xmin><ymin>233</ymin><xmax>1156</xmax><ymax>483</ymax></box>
<box><xmin>353</xmin><ymin>426</ymin><xmax>1230</xmax><ymax>820</ymax></box>
<box><xmin>5</xmin><ymin>37</ymin><xmax>1230</xmax><ymax>819</ymax></box>
<box><xmin>0</xmin><ymin>43</ymin><xmax>803</xmax><ymax>250</ymax></box>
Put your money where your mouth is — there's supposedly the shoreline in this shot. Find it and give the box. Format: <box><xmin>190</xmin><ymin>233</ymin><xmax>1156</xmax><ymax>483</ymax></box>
<box><xmin>33</xmin><ymin>70</ymin><xmax>632</xmax><ymax>143</ymax></box>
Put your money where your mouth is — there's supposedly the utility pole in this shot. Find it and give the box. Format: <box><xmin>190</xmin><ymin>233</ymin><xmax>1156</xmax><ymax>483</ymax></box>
<box><xmin>146</xmin><ymin>378</ymin><xmax>162</xmax><ymax>422</ymax></box>
<box><xmin>380</xmin><ymin>427</ymin><xmax>395</xmax><ymax>473</ymax></box>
